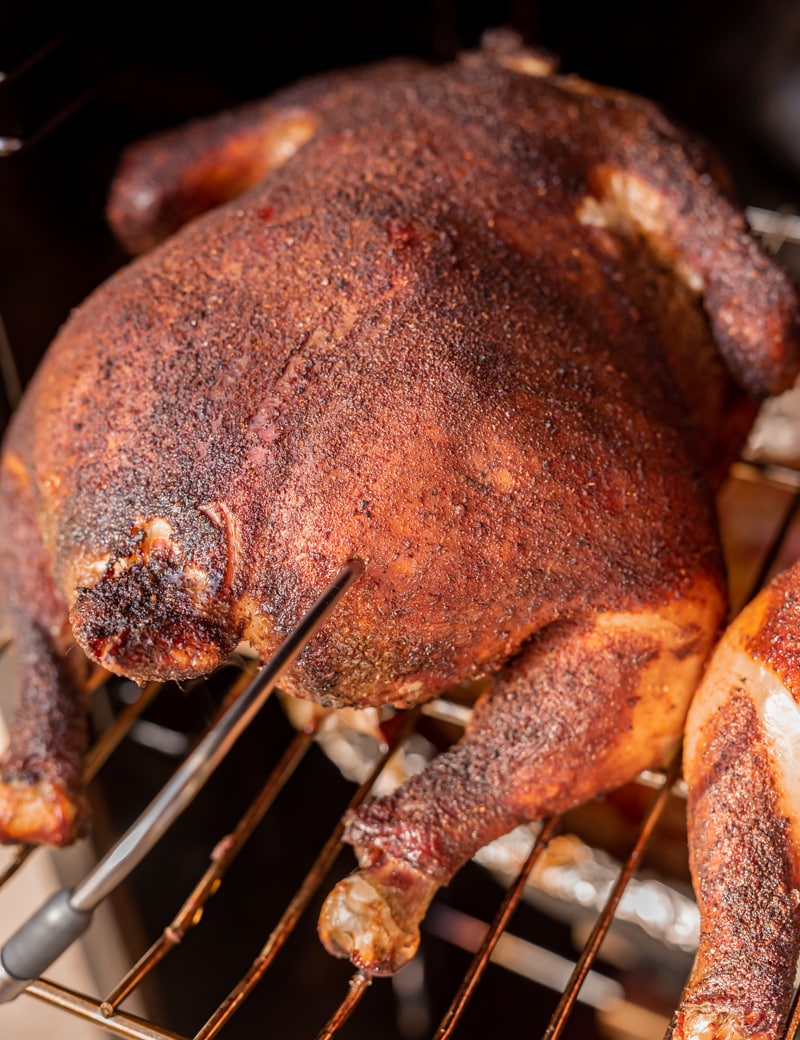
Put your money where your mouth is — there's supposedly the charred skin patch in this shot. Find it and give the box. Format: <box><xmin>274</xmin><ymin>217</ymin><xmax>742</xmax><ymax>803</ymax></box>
<box><xmin>70</xmin><ymin>552</ymin><xmax>238</xmax><ymax>682</ymax></box>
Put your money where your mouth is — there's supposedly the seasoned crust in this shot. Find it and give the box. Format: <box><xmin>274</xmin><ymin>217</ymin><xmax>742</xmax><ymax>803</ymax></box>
<box><xmin>1</xmin><ymin>36</ymin><xmax>797</xmax><ymax>859</ymax></box>
<box><xmin>9</xmin><ymin>43</ymin><xmax>782</xmax><ymax>701</ymax></box>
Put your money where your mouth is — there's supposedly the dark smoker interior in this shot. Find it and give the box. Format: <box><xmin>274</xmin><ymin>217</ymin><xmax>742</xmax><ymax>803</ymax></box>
<box><xmin>1</xmin><ymin>2</ymin><xmax>800</xmax><ymax>1039</ymax></box>
<box><xmin>3</xmin><ymin>0</ymin><xmax>800</xmax><ymax>420</ymax></box>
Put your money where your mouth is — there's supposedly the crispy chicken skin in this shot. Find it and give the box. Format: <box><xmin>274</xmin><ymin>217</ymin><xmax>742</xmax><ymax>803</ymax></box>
<box><xmin>1</xmin><ymin>30</ymin><xmax>800</xmax><ymax>1034</ymax></box>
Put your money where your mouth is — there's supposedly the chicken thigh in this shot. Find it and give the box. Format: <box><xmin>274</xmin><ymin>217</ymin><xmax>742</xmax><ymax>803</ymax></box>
<box><xmin>1</xmin><ymin>30</ymin><xmax>799</xmax><ymax>1035</ymax></box>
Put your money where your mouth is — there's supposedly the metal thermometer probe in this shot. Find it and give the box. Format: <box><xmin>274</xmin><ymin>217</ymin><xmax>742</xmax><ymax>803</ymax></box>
<box><xmin>0</xmin><ymin>558</ymin><xmax>364</xmax><ymax>1002</ymax></box>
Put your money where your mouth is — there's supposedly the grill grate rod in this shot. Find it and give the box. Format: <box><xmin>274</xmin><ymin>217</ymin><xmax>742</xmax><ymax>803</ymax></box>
<box><xmin>314</xmin><ymin>972</ymin><xmax>372</xmax><ymax>1040</ymax></box>
<box><xmin>100</xmin><ymin>726</ymin><xmax>316</xmax><ymax>1016</ymax></box>
<box><xmin>83</xmin><ymin>678</ymin><xmax>163</xmax><ymax>781</ymax></box>
<box><xmin>192</xmin><ymin>707</ymin><xmax>422</xmax><ymax>1040</ymax></box>
<box><xmin>738</xmin><ymin>491</ymin><xmax>800</xmax><ymax>615</ymax></box>
<box><xmin>0</xmin><ymin>844</ymin><xmax>33</xmax><ymax>889</ymax></box>
<box><xmin>732</xmin><ymin>458</ymin><xmax>800</xmax><ymax>493</ymax></box>
<box><xmin>433</xmin><ymin>814</ymin><xmax>561</xmax><ymax>1040</ymax></box>
<box><xmin>27</xmin><ymin>978</ymin><xmax>186</xmax><ymax>1039</ymax></box>
<box><xmin>541</xmin><ymin>749</ymin><xmax>684</xmax><ymax>1040</ymax></box>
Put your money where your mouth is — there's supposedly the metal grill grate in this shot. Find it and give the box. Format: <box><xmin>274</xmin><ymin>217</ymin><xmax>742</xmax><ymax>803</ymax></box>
<box><xmin>0</xmin><ymin>673</ymin><xmax>690</xmax><ymax>1039</ymax></box>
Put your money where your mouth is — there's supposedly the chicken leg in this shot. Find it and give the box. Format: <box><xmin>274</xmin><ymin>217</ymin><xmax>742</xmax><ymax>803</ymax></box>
<box><xmin>0</xmin><ymin>454</ymin><xmax>91</xmax><ymax>844</ymax></box>
<box><xmin>319</xmin><ymin>575</ymin><xmax>723</xmax><ymax>974</ymax></box>
<box><xmin>670</xmin><ymin>561</ymin><xmax>800</xmax><ymax>1040</ymax></box>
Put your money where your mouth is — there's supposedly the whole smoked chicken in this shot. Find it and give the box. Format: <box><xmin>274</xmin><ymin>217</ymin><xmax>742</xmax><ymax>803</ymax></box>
<box><xmin>2</xmin><ymin>32</ymin><xmax>799</xmax><ymax>1039</ymax></box>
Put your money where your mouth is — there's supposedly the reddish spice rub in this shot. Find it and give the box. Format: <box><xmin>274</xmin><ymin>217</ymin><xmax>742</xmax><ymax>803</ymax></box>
<box><xmin>671</xmin><ymin>554</ymin><xmax>800</xmax><ymax>1040</ymax></box>
<box><xmin>677</xmin><ymin>688</ymin><xmax>800</xmax><ymax>1040</ymax></box>
<box><xmin>743</xmin><ymin>562</ymin><xmax>800</xmax><ymax>695</ymax></box>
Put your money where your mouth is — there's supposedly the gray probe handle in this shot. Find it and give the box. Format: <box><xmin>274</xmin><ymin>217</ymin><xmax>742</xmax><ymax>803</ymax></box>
<box><xmin>0</xmin><ymin>562</ymin><xmax>363</xmax><ymax>1005</ymax></box>
<box><xmin>0</xmin><ymin>889</ymin><xmax>91</xmax><ymax>1001</ymax></box>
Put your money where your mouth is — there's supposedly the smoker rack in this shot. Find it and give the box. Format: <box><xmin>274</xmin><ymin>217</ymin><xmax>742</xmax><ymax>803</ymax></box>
<box><xmin>0</xmin><ymin>644</ymin><xmax>698</xmax><ymax>1040</ymax></box>
<box><xmin>0</xmin><ymin>229</ymin><xmax>799</xmax><ymax>1040</ymax></box>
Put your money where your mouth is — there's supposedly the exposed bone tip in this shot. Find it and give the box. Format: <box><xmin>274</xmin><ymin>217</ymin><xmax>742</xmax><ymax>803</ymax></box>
<box><xmin>670</xmin><ymin>1007</ymin><xmax>770</xmax><ymax>1040</ymax></box>
<box><xmin>318</xmin><ymin>872</ymin><xmax>420</xmax><ymax>976</ymax></box>
<box><xmin>0</xmin><ymin>776</ymin><xmax>85</xmax><ymax>846</ymax></box>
